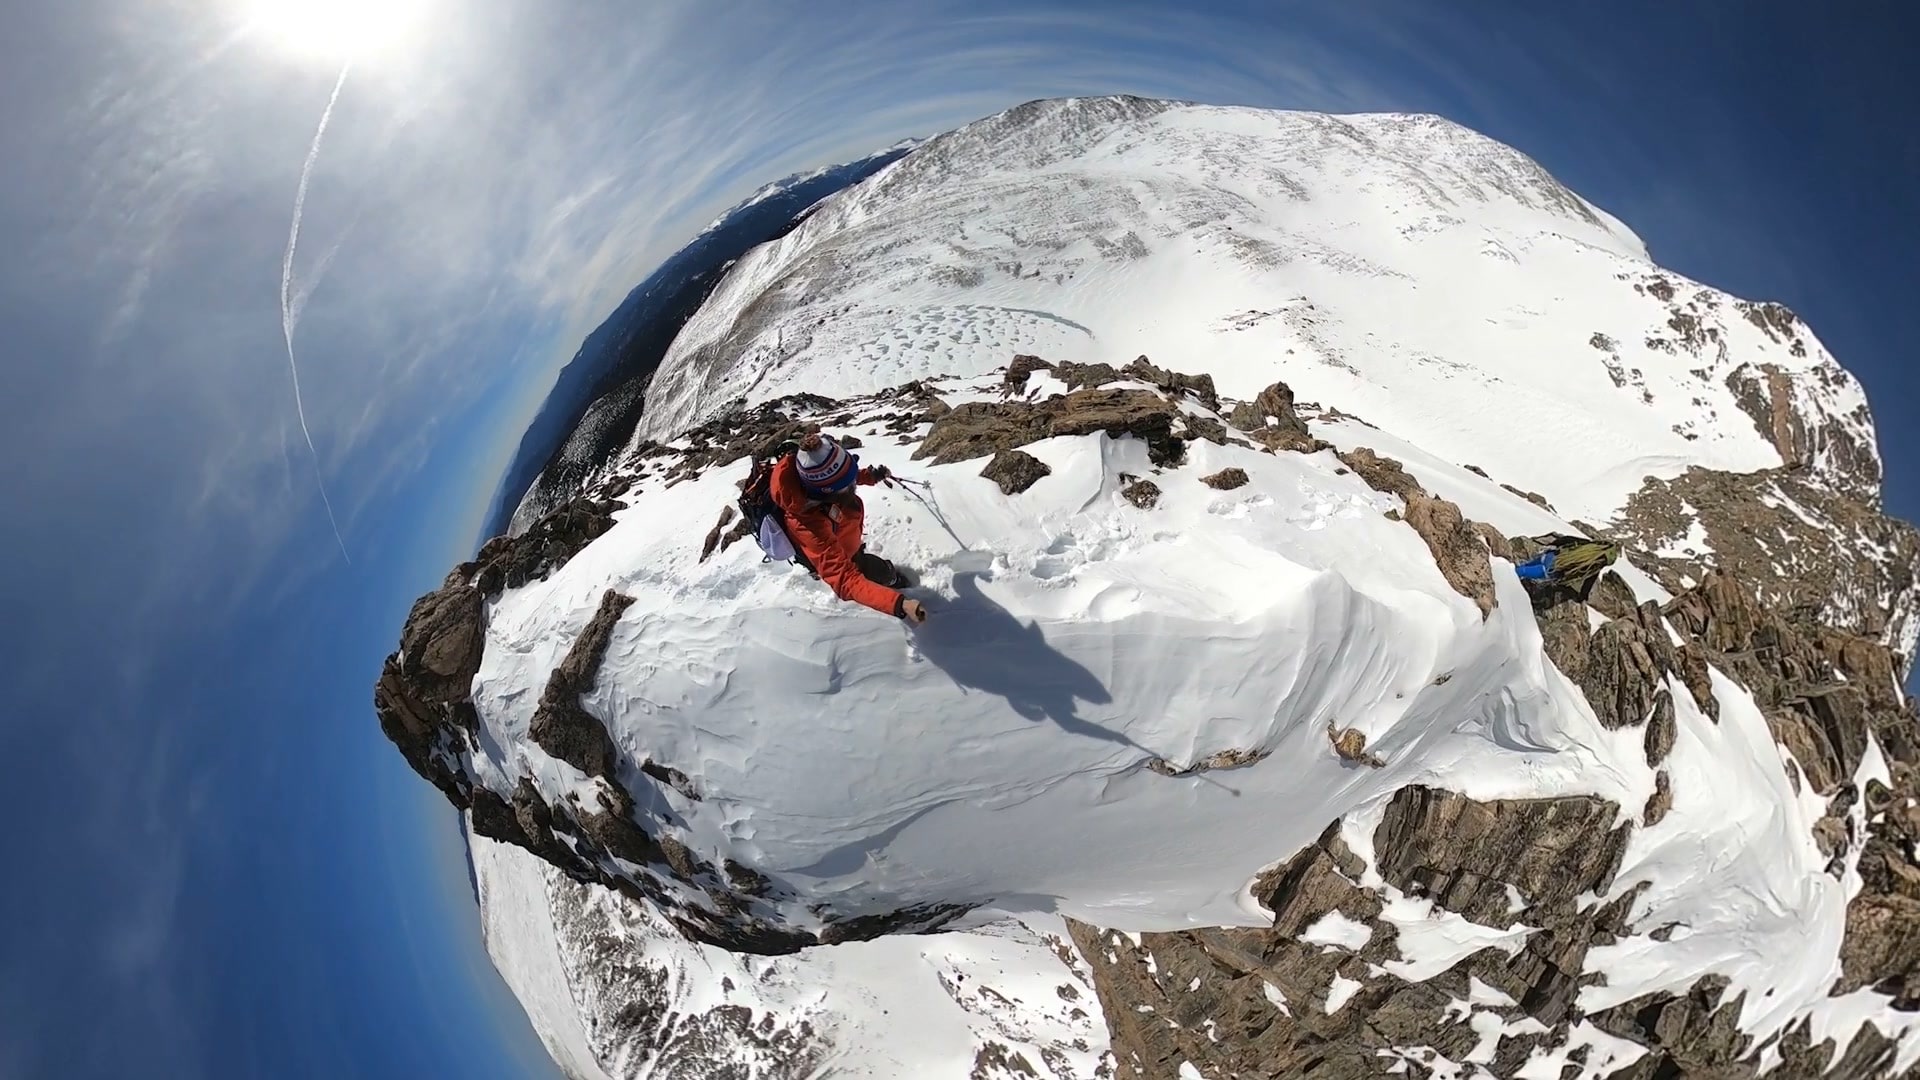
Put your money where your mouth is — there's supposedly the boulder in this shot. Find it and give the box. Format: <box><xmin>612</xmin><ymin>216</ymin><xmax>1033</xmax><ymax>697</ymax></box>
<box><xmin>979</xmin><ymin>448</ymin><xmax>1053</xmax><ymax>495</ymax></box>
<box><xmin>1200</xmin><ymin>467</ymin><xmax>1249</xmax><ymax>491</ymax></box>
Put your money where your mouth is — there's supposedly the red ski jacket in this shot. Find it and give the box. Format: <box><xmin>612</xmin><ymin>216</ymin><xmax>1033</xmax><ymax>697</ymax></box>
<box><xmin>769</xmin><ymin>456</ymin><xmax>901</xmax><ymax>616</ymax></box>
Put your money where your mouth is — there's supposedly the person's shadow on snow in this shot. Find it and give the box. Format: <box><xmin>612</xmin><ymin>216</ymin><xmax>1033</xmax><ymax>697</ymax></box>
<box><xmin>912</xmin><ymin>571</ymin><xmax>1132</xmax><ymax>749</ymax></box>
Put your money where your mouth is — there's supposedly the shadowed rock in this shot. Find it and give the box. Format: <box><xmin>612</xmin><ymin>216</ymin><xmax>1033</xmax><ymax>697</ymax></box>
<box><xmin>1229</xmin><ymin>380</ymin><xmax>1317</xmax><ymax>454</ymax></box>
<box><xmin>529</xmin><ymin>589</ymin><xmax>634</xmax><ymax>781</ymax></box>
<box><xmin>1001</xmin><ymin>353</ymin><xmax>1054</xmax><ymax>395</ymax></box>
<box><xmin>1374</xmin><ymin>785</ymin><xmax>1629</xmax><ymax>925</ymax></box>
<box><xmin>980</xmin><ymin>448</ymin><xmax>1053</xmax><ymax>494</ymax></box>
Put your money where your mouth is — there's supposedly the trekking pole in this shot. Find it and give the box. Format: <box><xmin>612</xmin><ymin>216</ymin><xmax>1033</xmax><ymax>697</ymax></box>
<box><xmin>885</xmin><ymin>474</ymin><xmax>970</xmax><ymax>552</ymax></box>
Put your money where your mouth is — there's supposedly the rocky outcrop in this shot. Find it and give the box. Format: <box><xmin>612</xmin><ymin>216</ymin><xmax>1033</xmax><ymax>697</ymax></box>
<box><xmin>462</xmin><ymin>496</ymin><xmax>623</xmax><ymax>595</ymax></box>
<box><xmin>1665</xmin><ymin>571</ymin><xmax>1917</xmax><ymax>795</ymax></box>
<box><xmin>1338</xmin><ymin>447</ymin><xmax>1499</xmax><ymax>617</ymax></box>
<box><xmin>1072</xmin><ymin>561</ymin><xmax>1920</xmax><ymax>1078</ymax></box>
<box><xmin>1228</xmin><ymin>380</ymin><xmax>1325</xmax><ymax>454</ymax></box>
<box><xmin>1612</xmin><ymin>465</ymin><xmax>1918</xmax><ymax>670</ymax></box>
<box><xmin>1373</xmin><ymin>785</ymin><xmax>1629</xmax><ymax>928</ymax></box>
<box><xmin>1069</xmin><ymin>790</ymin><xmax>1645</xmax><ymax>1079</ymax></box>
<box><xmin>980</xmin><ymin>448</ymin><xmax>1053</xmax><ymax>494</ymax></box>
<box><xmin>1120</xmin><ymin>475</ymin><xmax>1160</xmax><ymax>509</ymax></box>
<box><xmin>1534</xmin><ymin>594</ymin><xmax>1713</xmax><ymax>733</ymax></box>
<box><xmin>528</xmin><ymin>589</ymin><xmax>633</xmax><ymax>781</ymax></box>
<box><xmin>1724</xmin><ymin>352</ymin><xmax>1880</xmax><ymax>498</ymax></box>
<box><xmin>918</xmin><ymin>388</ymin><xmax>1190</xmax><ymax>468</ymax></box>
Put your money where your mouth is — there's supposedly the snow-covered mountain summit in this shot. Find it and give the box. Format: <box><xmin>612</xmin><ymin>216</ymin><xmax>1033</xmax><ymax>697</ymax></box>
<box><xmin>641</xmin><ymin>97</ymin><xmax>1878</xmax><ymax>520</ymax></box>
<box><xmin>380</xmin><ymin>98</ymin><xmax>1920</xmax><ymax>1078</ymax></box>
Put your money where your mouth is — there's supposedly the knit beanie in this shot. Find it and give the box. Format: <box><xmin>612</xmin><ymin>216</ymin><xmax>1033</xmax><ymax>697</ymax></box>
<box><xmin>796</xmin><ymin>433</ymin><xmax>858</xmax><ymax>493</ymax></box>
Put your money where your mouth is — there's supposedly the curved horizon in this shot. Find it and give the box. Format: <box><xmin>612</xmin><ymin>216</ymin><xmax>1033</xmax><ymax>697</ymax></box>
<box><xmin>2</xmin><ymin>2</ymin><xmax>1916</xmax><ymax>1077</ymax></box>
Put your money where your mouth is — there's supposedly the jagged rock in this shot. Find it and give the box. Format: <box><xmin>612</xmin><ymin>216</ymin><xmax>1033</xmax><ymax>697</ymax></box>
<box><xmin>1335</xmin><ymin>447</ymin><xmax>1421</xmax><ymax>503</ymax></box>
<box><xmin>373</xmin><ymin>583</ymin><xmax>492</xmax><ymax>808</ymax></box>
<box><xmin>1501</xmin><ymin>482</ymin><xmax>1554</xmax><ymax>511</ymax></box>
<box><xmin>1002</xmin><ymin>353</ymin><xmax>1053</xmax><ymax>395</ymax></box>
<box><xmin>980</xmin><ymin>449</ymin><xmax>1052</xmax><ymax>495</ymax></box>
<box><xmin>1591</xmin><ymin>976</ymin><xmax>1752</xmax><ymax>1075</ymax></box>
<box><xmin>698</xmin><ymin>505</ymin><xmax>736</xmax><ymax>562</ymax></box>
<box><xmin>374</xmin><ymin>659</ymin><xmax>474</xmax><ymax>807</ymax></box>
<box><xmin>1538</xmin><ymin>597</ymin><xmax>1686</xmax><ymax>732</ymax></box>
<box><xmin>464</xmin><ymin>495</ymin><xmax>623</xmax><ymax>595</ymax></box>
<box><xmin>1644</xmin><ymin>770</ymin><xmax>1673</xmax><ymax>827</ymax></box>
<box><xmin>1120</xmin><ymin>476</ymin><xmax>1160</xmax><ymax>509</ymax></box>
<box><xmin>1590</xmin><ymin>569</ymin><xmax>1641</xmax><ymax>622</ymax></box>
<box><xmin>915</xmin><ymin>401</ymin><xmax>1054</xmax><ymax>463</ymax></box>
<box><xmin>1373</xmin><ymin>785</ymin><xmax>1629</xmax><ymax>925</ymax></box>
<box><xmin>499</xmin><ymin>777</ymin><xmax>597</xmax><ymax>882</ymax></box>
<box><xmin>1726</xmin><ymin>358</ymin><xmax>1880</xmax><ymax>495</ymax></box>
<box><xmin>1125</xmin><ymin>355</ymin><xmax>1220</xmax><ymax>412</ymax></box>
<box><xmin>1662</xmin><ymin>570</ymin><xmax>1914</xmax><ymax>793</ymax></box>
<box><xmin>576</xmin><ymin>785</ymin><xmax>667</xmax><ymax>869</ymax></box>
<box><xmin>1200</xmin><ymin>467</ymin><xmax>1249</xmax><ymax>490</ymax></box>
<box><xmin>1473</xmin><ymin>521</ymin><xmax>1514</xmax><ymax>562</ymax></box>
<box><xmin>1405</xmin><ymin>491</ymin><xmax>1498</xmax><ymax>618</ymax></box>
<box><xmin>529</xmin><ymin>589</ymin><xmax>635</xmax><ymax>780</ymax></box>
<box><xmin>1337</xmin><ymin>448</ymin><xmax>1498</xmax><ymax>617</ymax></box>
<box><xmin>1047</xmin><ymin>391</ymin><xmax>1186</xmax><ymax>466</ymax></box>
<box><xmin>916</xmin><ymin>387</ymin><xmax>1186</xmax><ymax>467</ymax></box>
<box><xmin>1585</xmin><ymin>606</ymin><xmax>1675</xmax><ymax>730</ymax></box>
<box><xmin>1839</xmin><ymin>893</ymin><xmax>1920</xmax><ymax>998</ymax></box>
<box><xmin>1178</xmin><ymin>412</ymin><xmax>1237</xmax><ymax>448</ymax></box>
<box><xmin>1615</xmin><ymin>465</ymin><xmax>1916</xmax><ymax>658</ymax></box>
<box><xmin>397</xmin><ymin>585</ymin><xmax>486</xmax><ymax>704</ymax></box>
<box><xmin>1228</xmin><ymin>380</ymin><xmax>1312</xmax><ymax>450</ymax></box>
<box><xmin>1644</xmin><ymin>690</ymin><xmax>1678</xmax><ymax>767</ymax></box>
<box><xmin>816</xmin><ymin>903</ymin><xmax>975</xmax><ymax>945</ymax></box>
<box><xmin>1254</xmin><ymin>822</ymin><xmax>1383</xmax><ymax>934</ymax></box>
<box><xmin>970</xmin><ymin>1042</ymin><xmax>1039</xmax><ymax>1079</ymax></box>
<box><xmin>1052</xmin><ymin>359</ymin><xmax>1123</xmax><ymax>391</ymax></box>
<box><xmin>1813</xmin><ymin>815</ymin><xmax>1850</xmax><ymax>859</ymax></box>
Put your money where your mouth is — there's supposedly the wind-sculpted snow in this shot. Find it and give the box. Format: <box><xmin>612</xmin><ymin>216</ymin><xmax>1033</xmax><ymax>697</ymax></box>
<box><xmin>473</xmin><ymin>397</ymin><xmax>1636</xmax><ymax>933</ymax></box>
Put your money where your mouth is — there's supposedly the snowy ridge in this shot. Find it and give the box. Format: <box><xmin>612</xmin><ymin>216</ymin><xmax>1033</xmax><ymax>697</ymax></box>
<box><xmin>394</xmin><ymin>97</ymin><xmax>1920</xmax><ymax>1079</ymax></box>
<box><xmin>634</xmin><ymin>97</ymin><xmax>1876</xmax><ymax>524</ymax></box>
<box><xmin>462</xmin><ymin>363</ymin><xmax>1917</xmax><ymax>1076</ymax></box>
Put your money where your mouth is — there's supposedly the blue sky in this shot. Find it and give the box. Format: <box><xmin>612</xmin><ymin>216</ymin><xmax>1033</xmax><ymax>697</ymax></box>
<box><xmin>1</xmin><ymin>1</ymin><xmax>1913</xmax><ymax>1077</ymax></box>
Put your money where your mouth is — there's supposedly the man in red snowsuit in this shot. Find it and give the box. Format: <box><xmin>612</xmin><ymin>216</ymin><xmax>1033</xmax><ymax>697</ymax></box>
<box><xmin>771</xmin><ymin>432</ymin><xmax>928</xmax><ymax>623</ymax></box>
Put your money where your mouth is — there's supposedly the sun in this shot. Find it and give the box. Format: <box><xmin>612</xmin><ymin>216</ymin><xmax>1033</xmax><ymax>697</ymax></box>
<box><xmin>243</xmin><ymin>0</ymin><xmax>431</xmax><ymax>63</ymax></box>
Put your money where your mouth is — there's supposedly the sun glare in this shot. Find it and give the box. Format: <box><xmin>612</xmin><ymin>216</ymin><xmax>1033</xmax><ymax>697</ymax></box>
<box><xmin>244</xmin><ymin>0</ymin><xmax>430</xmax><ymax>62</ymax></box>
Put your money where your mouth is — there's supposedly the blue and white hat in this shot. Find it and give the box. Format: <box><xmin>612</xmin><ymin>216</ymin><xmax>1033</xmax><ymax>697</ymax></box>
<box><xmin>796</xmin><ymin>435</ymin><xmax>859</xmax><ymax>494</ymax></box>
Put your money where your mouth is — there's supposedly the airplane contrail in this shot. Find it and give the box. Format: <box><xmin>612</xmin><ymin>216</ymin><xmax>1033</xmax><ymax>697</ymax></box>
<box><xmin>281</xmin><ymin>62</ymin><xmax>353</xmax><ymax>564</ymax></box>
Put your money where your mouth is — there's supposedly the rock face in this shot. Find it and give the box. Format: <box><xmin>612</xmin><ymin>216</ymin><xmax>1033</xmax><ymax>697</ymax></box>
<box><xmin>1725</xmin><ymin>348</ymin><xmax>1881</xmax><ymax>498</ymax></box>
<box><xmin>1338</xmin><ymin>447</ymin><xmax>1501</xmax><ymax>617</ymax></box>
<box><xmin>1612</xmin><ymin>465</ymin><xmax>1920</xmax><ymax>673</ymax></box>
<box><xmin>1066</xmin><ymin>789</ymin><xmax>1642</xmax><ymax>1080</ymax></box>
<box><xmin>1068</xmin><ymin>561</ymin><xmax>1920</xmax><ymax>1079</ymax></box>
